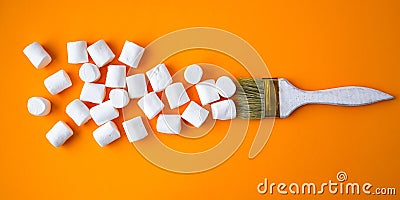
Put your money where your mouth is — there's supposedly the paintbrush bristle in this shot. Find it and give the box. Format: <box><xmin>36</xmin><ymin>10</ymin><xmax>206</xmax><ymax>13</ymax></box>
<box><xmin>234</xmin><ymin>78</ymin><xmax>279</xmax><ymax>119</ymax></box>
<box><xmin>235</xmin><ymin>78</ymin><xmax>265</xmax><ymax>119</ymax></box>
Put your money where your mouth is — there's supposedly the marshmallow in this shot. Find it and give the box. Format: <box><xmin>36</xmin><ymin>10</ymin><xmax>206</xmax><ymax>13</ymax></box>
<box><xmin>44</xmin><ymin>70</ymin><xmax>72</xmax><ymax>95</ymax></box>
<box><xmin>195</xmin><ymin>79</ymin><xmax>220</xmax><ymax>105</ymax></box>
<box><xmin>23</xmin><ymin>42</ymin><xmax>52</xmax><ymax>69</ymax></box>
<box><xmin>216</xmin><ymin>76</ymin><xmax>236</xmax><ymax>98</ymax></box>
<box><xmin>80</xmin><ymin>82</ymin><xmax>106</xmax><ymax>104</ymax></box>
<box><xmin>66</xmin><ymin>99</ymin><xmax>91</xmax><ymax>126</ymax></box>
<box><xmin>122</xmin><ymin>116</ymin><xmax>148</xmax><ymax>142</ymax></box>
<box><xmin>93</xmin><ymin>121</ymin><xmax>120</xmax><ymax>147</ymax></box>
<box><xmin>27</xmin><ymin>97</ymin><xmax>51</xmax><ymax>116</ymax></box>
<box><xmin>126</xmin><ymin>74</ymin><xmax>147</xmax><ymax>99</ymax></box>
<box><xmin>118</xmin><ymin>40</ymin><xmax>144</xmax><ymax>68</ymax></box>
<box><xmin>165</xmin><ymin>82</ymin><xmax>189</xmax><ymax>109</ymax></box>
<box><xmin>109</xmin><ymin>89</ymin><xmax>129</xmax><ymax>108</ymax></box>
<box><xmin>156</xmin><ymin>114</ymin><xmax>181</xmax><ymax>134</ymax></box>
<box><xmin>146</xmin><ymin>63</ymin><xmax>172</xmax><ymax>92</ymax></box>
<box><xmin>211</xmin><ymin>99</ymin><xmax>236</xmax><ymax>120</ymax></box>
<box><xmin>101</xmin><ymin>100</ymin><xmax>114</xmax><ymax>107</ymax></box>
<box><xmin>137</xmin><ymin>92</ymin><xmax>164</xmax><ymax>120</ymax></box>
<box><xmin>46</xmin><ymin>121</ymin><xmax>73</xmax><ymax>148</ymax></box>
<box><xmin>87</xmin><ymin>40</ymin><xmax>115</xmax><ymax>67</ymax></box>
<box><xmin>181</xmin><ymin>101</ymin><xmax>209</xmax><ymax>128</ymax></box>
<box><xmin>79</xmin><ymin>63</ymin><xmax>100</xmax><ymax>82</ymax></box>
<box><xmin>67</xmin><ymin>41</ymin><xmax>88</xmax><ymax>64</ymax></box>
<box><xmin>184</xmin><ymin>64</ymin><xmax>203</xmax><ymax>84</ymax></box>
<box><xmin>90</xmin><ymin>101</ymin><xmax>119</xmax><ymax>126</ymax></box>
<box><xmin>105</xmin><ymin>65</ymin><xmax>126</xmax><ymax>88</ymax></box>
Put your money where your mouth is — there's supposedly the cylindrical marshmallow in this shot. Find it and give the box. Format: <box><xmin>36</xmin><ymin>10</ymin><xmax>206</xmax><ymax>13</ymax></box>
<box><xmin>44</xmin><ymin>70</ymin><xmax>72</xmax><ymax>95</ymax></box>
<box><xmin>211</xmin><ymin>99</ymin><xmax>237</xmax><ymax>120</ymax></box>
<box><xmin>156</xmin><ymin>114</ymin><xmax>181</xmax><ymax>134</ymax></box>
<box><xmin>118</xmin><ymin>40</ymin><xmax>144</xmax><ymax>68</ymax></box>
<box><xmin>87</xmin><ymin>40</ymin><xmax>115</xmax><ymax>67</ymax></box>
<box><xmin>93</xmin><ymin>121</ymin><xmax>121</xmax><ymax>147</ymax></box>
<box><xmin>109</xmin><ymin>89</ymin><xmax>130</xmax><ymax>108</ymax></box>
<box><xmin>23</xmin><ymin>42</ymin><xmax>52</xmax><ymax>69</ymax></box>
<box><xmin>122</xmin><ymin>116</ymin><xmax>148</xmax><ymax>142</ymax></box>
<box><xmin>66</xmin><ymin>99</ymin><xmax>91</xmax><ymax>126</ymax></box>
<box><xmin>181</xmin><ymin>101</ymin><xmax>209</xmax><ymax>128</ymax></box>
<box><xmin>216</xmin><ymin>76</ymin><xmax>236</xmax><ymax>98</ymax></box>
<box><xmin>80</xmin><ymin>82</ymin><xmax>106</xmax><ymax>104</ymax></box>
<box><xmin>126</xmin><ymin>74</ymin><xmax>147</xmax><ymax>99</ymax></box>
<box><xmin>137</xmin><ymin>92</ymin><xmax>164</xmax><ymax>120</ymax></box>
<box><xmin>105</xmin><ymin>65</ymin><xmax>126</xmax><ymax>88</ymax></box>
<box><xmin>102</xmin><ymin>100</ymin><xmax>114</xmax><ymax>107</ymax></box>
<box><xmin>27</xmin><ymin>97</ymin><xmax>51</xmax><ymax>116</ymax></box>
<box><xmin>184</xmin><ymin>64</ymin><xmax>203</xmax><ymax>84</ymax></box>
<box><xmin>67</xmin><ymin>41</ymin><xmax>88</xmax><ymax>64</ymax></box>
<box><xmin>195</xmin><ymin>79</ymin><xmax>220</xmax><ymax>105</ymax></box>
<box><xmin>46</xmin><ymin>121</ymin><xmax>73</xmax><ymax>148</ymax></box>
<box><xmin>146</xmin><ymin>63</ymin><xmax>172</xmax><ymax>92</ymax></box>
<box><xmin>89</xmin><ymin>101</ymin><xmax>119</xmax><ymax>125</ymax></box>
<box><xmin>79</xmin><ymin>63</ymin><xmax>100</xmax><ymax>83</ymax></box>
<box><xmin>165</xmin><ymin>82</ymin><xmax>190</xmax><ymax>109</ymax></box>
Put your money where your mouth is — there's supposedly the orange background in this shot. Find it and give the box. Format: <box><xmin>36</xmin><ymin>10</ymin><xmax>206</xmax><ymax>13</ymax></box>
<box><xmin>1</xmin><ymin>0</ymin><xmax>399</xmax><ymax>199</ymax></box>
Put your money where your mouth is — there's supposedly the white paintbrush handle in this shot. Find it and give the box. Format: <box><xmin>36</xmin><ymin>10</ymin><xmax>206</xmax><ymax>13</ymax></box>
<box><xmin>278</xmin><ymin>78</ymin><xmax>394</xmax><ymax>118</ymax></box>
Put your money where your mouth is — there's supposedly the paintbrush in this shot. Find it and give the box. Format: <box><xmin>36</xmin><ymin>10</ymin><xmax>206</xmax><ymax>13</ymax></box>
<box><xmin>235</xmin><ymin>78</ymin><xmax>394</xmax><ymax>119</ymax></box>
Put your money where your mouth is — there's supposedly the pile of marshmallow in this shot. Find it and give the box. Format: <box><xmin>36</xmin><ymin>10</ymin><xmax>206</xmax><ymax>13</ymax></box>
<box><xmin>24</xmin><ymin>40</ymin><xmax>237</xmax><ymax>148</ymax></box>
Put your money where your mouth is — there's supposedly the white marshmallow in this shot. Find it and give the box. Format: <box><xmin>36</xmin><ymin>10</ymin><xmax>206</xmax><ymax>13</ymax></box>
<box><xmin>90</xmin><ymin>101</ymin><xmax>119</xmax><ymax>126</ymax></box>
<box><xmin>137</xmin><ymin>92</ymin><xmax>164</xmax><ymax>120</ymax></box>
<box><xmin>211</xmin><ymin>99</ymin><xmax>236</xmax><ymax>120</ymax></box>
<box><xmin>126</xmin><ymin>74</ymin><xmax>147</xmax><ymax>99</ymax></box>
<box><xmin>156</xmin><ymin>114</ymin><xmax>181</xmax><ymax>134</ymax></box>
<box><xmin>87</xmin><ymin>40</ymin><xmax>115</xmax><ymax>67</ymax></box>
<box><xmin>101</xmin><ymin>100</ymin><xmax>114</xmax><ymax>107</ymax></box>
<box><xmin>46</xmin><ymin>121</ymin><xmax>73</xmax><ymax>148</ymax></box>
<box><xmin>23</xmin><ymin>42</ymin><xmax>52</xmax><ymax>69</ymax></box>
<box><xmin>79</xmin><ymin>63</ymin><xmax>100</xmax><ymax>82</ymax></box>
<box><xmin>146</xmin><ymin>63</ymin><xmax>172</xmax><ymax>92</ymax></box>
<box><xmin>195</xmin><ymin>79</ymin><xmax>220</xmax><ymax>105</ymax></box>
<box><xmin>109</xmin><ymin>89</ymin><xmax>130</xmax><ymax>108</ymax></box>
<box><xmin>44</xmin><ymin>70</ymin><xmax>72</xmax><ymax>95</ymax></box>
<box><xmin>216</xmin><ymin>76</ymin><xmax>236</xmax><ymax>98</ymax></box>
<box><xmin>93</xmin><ymin>121</ymin><xmax>120</xmax><ymax>147</ymax></box>
<box><xmin>118</xmin><ymin>40</ymin><xmax>144</xmax><ymax>68</ymax></box>
<box><xmin>105</xmin><ymin>65</ymin><xmax>126</xmax><ymax>88</ymax></box>
<box><xmin>80</xmin><ymin>82</ymin><xmax>106</xmax><ymax>104</ymax></box>
<box><xmin>122</xmin><ymin>116</ymin><xmax>148</xmax><ymax>142</ymax></box>
<box><xmin>165</xmin><ymin>82</ymin><xmax>189</xmax><ymax>109</ymax></box>
<box><xmin>66</xmin><ymin>99</ymin><xmax>91</xmax><ymax>126</ymax></box>
<box><xmin>27</xmin><ymin>97</ymin><xmax>51</xmax><ymax>116</ymax></box>
<box><xmin>67</xmin><ymin>41</ymin><xmax>88</xmax><ymax>64</ymax></box>
<box><xmin>184</xmin><ymin>64</ymin><xmax>203</xmax><ymax>84</ymax></box>
<box><xmin>181</xmin><ymin>101</ymin><xmax>209</xmax><ymax>128</ymax></box>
